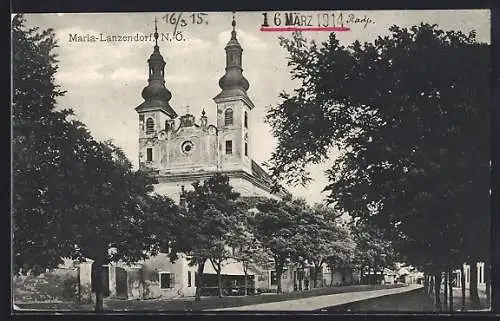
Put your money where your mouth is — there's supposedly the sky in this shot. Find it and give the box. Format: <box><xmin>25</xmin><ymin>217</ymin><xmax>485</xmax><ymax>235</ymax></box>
<box><xmin>19</xmin><ymin>10</ymin><xmax>490</xmax><ymax>205</ymax></box>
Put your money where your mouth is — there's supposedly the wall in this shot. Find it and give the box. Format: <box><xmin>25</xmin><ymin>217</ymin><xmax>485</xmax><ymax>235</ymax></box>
<box><xmin>323</xmin><ymin>270</ymin><xmax>345</xmax><ymax>286</ymax></box>
<box><xmin>218</xmin><ymin>101</ymin><xmax>245</xmax><ymax>173</ymax></box>
<box><xmin>161</xmin><ymin>125</ymin><xmax>218</xmax><ymax>173</ymax></box>
<box><xmin>14</xmin><ymin>268</ymin><xmax>79</xmax><ymax>302</ymax></box>
<box><xmin>181</xmin><ymin>257</ymin><xmax>198</xmax><ymax>297</ymax></box>
<box><xmin>262</xmin><ymin>267</ymin><xmax>301</xmax><ymax>293</ymax></box>
<box><xmin>126</xmin><ymin>267</ymin><xmax>144</xmax><ymax>300</ymax></box>
<box><xmin>141</xmin><ymin>253</ymin><xmax>187</xmax><ymax>299</ymax></box>
<box><xmin>384</xmin><ymin>274</ymin><xmax>396</xmax><ymax>284</ymax></box>
<box><xmin>138</xmin><ymin>110</ymin><xmax>169</xmax><ymax>168</ymax></box>
<box><xmin>280</xmin><ymin>267</ymin><xmax>296</xmax><ymax>292</ymax></box>
<box><xmin>154</xmin><ymin>171</ymin><xmax>278</xmax><ymax>205</ymax></box>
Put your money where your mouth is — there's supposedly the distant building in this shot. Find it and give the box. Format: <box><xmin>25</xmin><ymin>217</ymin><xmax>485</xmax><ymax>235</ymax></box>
<box><xmin>453</xmin><ymin>262</ymin><xmax>486</xmax><ymax>290</ymax></box>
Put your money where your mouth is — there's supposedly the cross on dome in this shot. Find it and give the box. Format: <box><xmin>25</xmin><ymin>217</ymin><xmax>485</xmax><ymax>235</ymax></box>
<box><xmin>154</xmin><ymin>17</ymin><xmax>159</xmax><ymax>46</ymax></box>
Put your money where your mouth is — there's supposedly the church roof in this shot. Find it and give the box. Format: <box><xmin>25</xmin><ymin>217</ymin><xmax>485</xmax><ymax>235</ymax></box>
<box><xmin>135</xmin><ymin>99</ymin><xmax>177</xmax><ymax>118</ymax></box>
<box><xmin>251</xmin><ymin>160</ymin><xmax>273</xmax><ymax>185</ymax></box>
<box><xmin>250</xmin><ymin>160</ymin><xmax>291</xmax><ymax>198</ymax></box>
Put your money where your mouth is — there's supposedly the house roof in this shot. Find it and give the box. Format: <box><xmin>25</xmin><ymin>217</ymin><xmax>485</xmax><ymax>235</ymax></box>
<box><xmin>203</xmin><ymin>259</ymin><xmax>255</xmax><ymax>276</ymax></box>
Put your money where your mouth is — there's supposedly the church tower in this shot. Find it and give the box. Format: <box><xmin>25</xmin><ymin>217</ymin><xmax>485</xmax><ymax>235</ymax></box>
<box><xmin>214</xmin><ymin>13</ymin><xmax>254</xmax><ymax>174</ymax></box>
<box><xmin>136</xmin><ymin>19</ymin><xmax>177</xmax><ymax>170</ymax></box>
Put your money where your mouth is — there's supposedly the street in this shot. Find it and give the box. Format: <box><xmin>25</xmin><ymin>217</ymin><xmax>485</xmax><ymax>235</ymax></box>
<box><xmin>208</xmin><ymin>284</ymin><xmax>422</xmax><ymax>311</ymax></box>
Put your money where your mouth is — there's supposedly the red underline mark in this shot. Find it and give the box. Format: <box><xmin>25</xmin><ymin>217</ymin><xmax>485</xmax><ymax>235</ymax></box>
<box><xmin>260</xmin><ymin>26</ymin><xmax>351</xmax><ymax>32</ymax></box>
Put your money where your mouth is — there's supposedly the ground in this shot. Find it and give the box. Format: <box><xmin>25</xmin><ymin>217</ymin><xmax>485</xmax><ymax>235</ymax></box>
<box><xmin>14</xmin><ymin>284</ymin><xmax>403</xmax><ymax>311</ymax></box>
<box><xmin>319</xmin><ymin>287</ymin><xmax>490</xmax><ymax>312</ymax></box>
<box><xmin>448</xmin><ymin>288</ymin><xmax>490</xmax><ymax>311</ymax></box>
<box><xmin>14</xmin><ymin>283</ymin><xmax>490</xmax><ymax>312</ymax></box>
<box><xmin>318</xmin><ymin>287</ymin><xmax>436</xmax><ymax>312</ymax></box>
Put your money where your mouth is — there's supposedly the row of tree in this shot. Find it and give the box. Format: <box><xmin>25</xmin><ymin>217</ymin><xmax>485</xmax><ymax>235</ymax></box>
<box><xmin>265</xmin><ymin>23</ymin><xmax>490</xmax><ymax>311</ymax></box>
<box><xmin>162</xmin><ymin>173</ymin><xmax>397</xmax><ymax>300</ymax></box>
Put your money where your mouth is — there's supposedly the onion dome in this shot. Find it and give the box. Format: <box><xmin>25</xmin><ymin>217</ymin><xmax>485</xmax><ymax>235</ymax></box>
<box><xmin>135</xmin><ymin>18</ymin><xmax>177</xmax><ymax>118</ymax></box>
<box><xmin>217</xmin><ymin>13</ymin><xmax>250</xmax><ymax>93</ymax></box>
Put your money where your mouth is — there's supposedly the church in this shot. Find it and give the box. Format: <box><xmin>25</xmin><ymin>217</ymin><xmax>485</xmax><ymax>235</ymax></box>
<box><xmin>136</xmin><ymin>17</ymin><xmax>286</xmax><ymax>203</ymax></box>
<box><xmin>73</xmin><ymin>16</ymin><xmax>295</xmax><ymax>301</ymax></box>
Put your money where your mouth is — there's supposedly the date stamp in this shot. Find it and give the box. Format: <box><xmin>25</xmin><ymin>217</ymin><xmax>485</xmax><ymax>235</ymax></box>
<box><xmin>260</xmin><ymin>11</ymin><xmax>375</xmax><ymax>31</ymax></box>
<box><xmin>161</xmin><ymin>12</ymin><xmax>208</xmax><ymax>36</ymax></box>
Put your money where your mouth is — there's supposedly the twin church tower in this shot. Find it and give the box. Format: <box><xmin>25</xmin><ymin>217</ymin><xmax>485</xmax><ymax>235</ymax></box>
<box><xmin>135</xmin><ymin>15</ymin><xmax>285</xmax><ymax>202</ymax></box>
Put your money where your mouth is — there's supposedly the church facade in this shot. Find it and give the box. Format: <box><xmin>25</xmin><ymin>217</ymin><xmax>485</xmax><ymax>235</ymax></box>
<box><xmin>136</xmin><ymin>18</ymin><xmax>285</xmax><ymax>203</ymax></box>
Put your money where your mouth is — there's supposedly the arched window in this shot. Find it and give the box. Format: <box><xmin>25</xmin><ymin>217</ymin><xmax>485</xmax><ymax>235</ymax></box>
<box><xmin>225</xmin><ymin>108</ymin><xmax>233</xmax><ymax>126</ymax></box>
<box><xmin>244</xmin><ymin>111</ymin><xmax>248</xmax><ymax>128</ymax></box>
<box><xmin>146</xmin><ymin>117</ymin><xmax>154</xmax><ymax>134</ymax></box>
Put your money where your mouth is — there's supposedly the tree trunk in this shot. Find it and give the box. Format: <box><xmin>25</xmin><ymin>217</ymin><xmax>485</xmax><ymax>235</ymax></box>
<box><xmin>313</xmin><ymin>264</ymin><xmax>320</xmax><ymax>288</ymax></box>
<box><xmin>429</xmin><ymin>275</ymin><xmax>434</xmax><ymax>296</ymax></box>
<box><xmin>276</xmin><ymin>270</ymin><xmax>283</xmax><ymax>293</ymax></box>
<box><xmin>448</xmin><ymin>266</ymin><xmax>453</xmax><ymax>312</ymax></box>
<box><xmin>244</xmin><ymin>273</ymin><xmax>248</xmax><ymax>296</ymax></box>
<box><xmin>329</xmin><ymin>266</ymin><xmax>334</xmax><ymax>287</ymax></box>
<box><xmin>443</xmin><ymin>271</ymin><xmax>448</xmax><ymax>310</ymax></box>
<box><xmin>423</xmin><ymin>273</ymin><xmax>429</xmax><ymax>293</ymax></box>
<box><xmin>460</xmin><ymin>264</ymin><xmax>466</xmax><ymax>311</ymax></box>
<box><xmin>434</xmin><ymin>272</ymin><xmax>442</xmax><ymax>311</ymax></box>
<box><xmin>243</xmin><ymin>262</ymin><xmax>248</xmax><ymax>296</ymax></box>
<box><xmin>469</xmin><ymin>262</ymin><xmax>480</xmax><ymax>309</ymax></box>
<box><xmin>93</xmin><ymin>261</ymin><xmax>104</xmax><ymax>312</ymax></box>
<box><xmin>195</xmin><ymin>260</ymin><xmax>206</xmax><ymax>301</ymax></box>
<box><xmin>275</xmin><ymin>258</ymin><xmax>284</xmax><ymax>294</ymax></box>
<box><xmin>217</xmin><ymin>270</ymin><xmax>223</xmax><ymax>298</ymax></box>
<box><xmin>209</xmin><ymin>258</ymin><xmax>223</xmax><ymax>298</ymax></box>
<box><xmin>485</xmin><ymin>261</ymin><xmax>490</xmax><ymax>309</ymax></box>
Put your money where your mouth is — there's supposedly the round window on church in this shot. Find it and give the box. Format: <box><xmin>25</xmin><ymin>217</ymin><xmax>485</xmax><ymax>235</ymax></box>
<box><xmin>181</xmin><ymin>141</ymin><xmax>193</xmax><ymax>154</ymax></box>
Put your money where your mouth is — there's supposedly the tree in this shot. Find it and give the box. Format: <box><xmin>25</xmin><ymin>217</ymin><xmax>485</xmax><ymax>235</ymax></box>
<box><xmin>12</xmin><ymin>15</ymin><xmax>178</xmax><ymax>311</ymax></box>
<box><xmin>13</xmin><ymin>13</ymin><xmax>80</xmax><ymax>275</ymax></box>
<box><xmin>251</xmin><ymin>198</ymin><xmax>303</xmax><ymax>293</ymax></box>
<box><xmin>68</xmin><ymin>141</ymin><xmax>176</xmax><ymax>311</ymax></box>
<box><xmin>265</xmin><ymin>24</ymin><xmax>489</xmax><ymax>310</ymax></box>
<box><xmin>325</xmin><ymin>240</ymin><xmax>355</xmax><ymax>286</ymax></box>
<box><xmin>350</xmin><ymin>220</ymin><xmax>396</xmax><ymax>285</ymax></box>
<box><xmin>292</xmin><ymin>203</ymin><xmax>348</xmax><ymax>288</ymax></box>
<box><xmin>229</xmin><ymin>221</ymin><xmax>270</xmax><ymax>296</ymax></box>
<box><xmin>324</xmin><ymin>220</ymin><xmax>356</xmax><ymax>286</ymax></box>
<box><xmin>169</xmin><ymin>173</ymin><xmax>240</xmax><ymax>300</ymax></box>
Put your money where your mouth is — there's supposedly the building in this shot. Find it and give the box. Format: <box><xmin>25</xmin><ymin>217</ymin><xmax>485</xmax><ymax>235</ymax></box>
<box><xmin>453</xmin><ymin>262</ymin><xmax>487</xmax><ymax>291</ymax></box>
<box><xmin>74</xmin><ymin>16</ymin><xmax>292</xmax><ymax>302</ymax></box>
